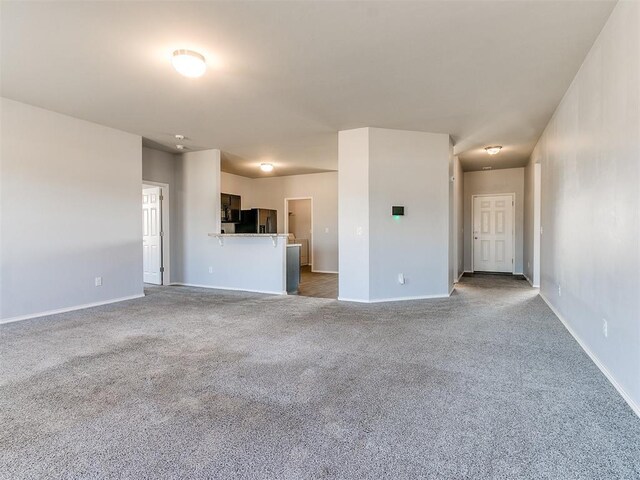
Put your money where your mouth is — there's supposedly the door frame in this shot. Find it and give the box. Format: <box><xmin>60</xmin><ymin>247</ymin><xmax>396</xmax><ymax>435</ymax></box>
<box><xmin>471</xmin><ymin>192</ymin><xmax>516</xmax><ymax>274</ymax></box>
<box><xmin>142</xmin><ymin>181</ymin><xmax>170</xmax><ymax>285</ymax></box>
<box><xmin>284</xmin><ymin>197</ymin><xmax>313</xmax><ymax>269</ymax></box>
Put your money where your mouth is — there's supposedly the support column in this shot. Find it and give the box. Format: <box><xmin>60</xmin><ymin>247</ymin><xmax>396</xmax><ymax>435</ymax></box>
<box><xmin>338</xmin><ymin>127</ymin><xmax>452</xmax><ymax>302</ymax></box>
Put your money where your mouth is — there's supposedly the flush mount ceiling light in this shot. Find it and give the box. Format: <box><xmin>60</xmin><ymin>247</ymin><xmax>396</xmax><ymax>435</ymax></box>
<box><xmin>176</xmin><ymin>144</ymin><xmax>185</xmax><ymax>150</ymax></box>
<box><xmin>260</xmin><ymin>163</ymin><xmax>274</xmax><ymax>172</ymax></box>
<box><xmin>175</xmin><ymin>134</ymin><xmax>185</xmax><ymax>140</ymax></box>
<box><xmin>172</xmin><ymin>49</ymin><xmax>206</xmax><ymax>78</ymax></box>
<box><xmin>485</xmin><ymin>146</ymin><xmax>502</xmax><ymax>155</ymax></box>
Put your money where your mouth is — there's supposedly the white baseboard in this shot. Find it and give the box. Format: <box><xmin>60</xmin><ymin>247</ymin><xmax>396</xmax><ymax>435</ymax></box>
<box><xmin>454</xmin><ymin>271</ymin><xmax>465</xmax><ymax>283</ymax></box>
<box><xmin>338</xmin><ymin>293</ymin><xmax>450</xmax><ymax>303</ymax></box>
<box><xmin>337</xmin><ymin>297</ymin><xmax>370</xmax><ymax>303</ymax></box>
<box><xmin>171</xmin><ymin>283</ymin><xmax>286</xmax><ymax>296</ymax></box>
<box><xmin>0</xmin><ymin>293</ymin><xmax>145</xmax><ymax>325</ymax></box>
<box><xmin>312</xmin><ymin>270</ymin><xmax>338</xmax><ymax>274</ymax></box>
<box><xmin>523</xmin><ymin>274</ymin><xmax>540</xmax><ymax>288</ymax></box>
<box><xmin>539</xmin><ymin>292</ymin><xmax>640</xmax><ymax>418</ymax></box>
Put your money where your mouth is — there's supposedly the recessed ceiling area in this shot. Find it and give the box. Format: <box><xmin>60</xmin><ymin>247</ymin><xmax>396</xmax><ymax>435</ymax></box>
<box><xmin>1</xmin><ymin>1</ymin><xmax>615</xmax><ymax>176</ymax></box>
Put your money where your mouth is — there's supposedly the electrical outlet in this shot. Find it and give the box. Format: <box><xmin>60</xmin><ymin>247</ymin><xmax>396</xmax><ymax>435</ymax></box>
<box><xmin>208</xmin><ymin>266</ymin><xmax>213</xmax><ymax>274</ymax></box>
<box><xmin>540</xmin><ymin>226</ymin><xmax>544</xmax><ymax>235</ymax></box>
<box><xmin>558</xmin><ymin>285</ymin><xmax>561</xmax><ymax>297</ymax></box>
<box><xmin>398</xmin><ymin>273</ymin><xmax>405</xmax><ymax>285</ymax></box>
<box><xmin>325</xmin><ymin>227</ymin><xmax>329</xmax><ymax>233</ymax></box>
<box><xmin>95</xmin><ymin>276</ymin><xmax>102</xmax><ymax>287</ymax></box>
<box><xmin>356</xmin><ymin>226</ymin><xmax>363</xmax><ymax>236</ymax></box>
<box><xmin>602</xmin><ymin>319</ymin><xmax>608</xmax><ymax>338</ymax></box>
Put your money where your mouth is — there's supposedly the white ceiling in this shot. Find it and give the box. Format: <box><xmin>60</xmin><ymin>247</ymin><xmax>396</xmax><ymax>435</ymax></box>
<box><xmin>1</xmin><ymin>1</ymin><xmax>615</xmax><ymax>176</ymax></box>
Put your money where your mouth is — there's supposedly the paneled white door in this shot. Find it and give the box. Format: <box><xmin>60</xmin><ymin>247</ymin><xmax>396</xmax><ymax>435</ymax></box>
<box><xmin>142</xmin><ymin>186</ymin><xmax>162</xmax><ymax>285</ymax></box>
<box><xmin>473</xmin><ymin>195</ymin><xmax>514</xmax><ymax>273</ymax></box>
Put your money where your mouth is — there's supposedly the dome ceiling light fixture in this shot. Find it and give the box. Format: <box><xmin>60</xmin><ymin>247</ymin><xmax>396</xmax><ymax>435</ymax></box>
<box><xmin>172</xmin><ymin>49</ymin><xmax>206</xmax><ymax>78</ymax></box>
<box><xmin>485</xmin><ymin>146</ymin><xmax>502</xmax><ymax>155</ymax></box>
<box><xmin>176</xmin><ymin>144</ymin><xmax>185</xmax><ymax>150</ymax></box>
<box><xmin>260</xmin><ymin>163</ymin><xmax>274</xmax><ymax>172</ymax></box>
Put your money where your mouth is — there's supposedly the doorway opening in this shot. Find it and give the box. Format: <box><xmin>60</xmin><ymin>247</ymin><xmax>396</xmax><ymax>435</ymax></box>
<box><xmin>471</xmin><ymin>193</ymin><xmax>515</xmax><ymax>274</ymax></box>
<box><xmin>285</xmin><ymin>198</ymin><xmax>312</xmax><ymax>268</ymax></box>
<box><xmin>142</xmin><ymin>182</ymin><xmax>169</xmax><ymax>285</ymax></box>
<box><xmin>284</xmin><ymin>197</ymin><xmax>338</xmax><ymax>299</ymax></box>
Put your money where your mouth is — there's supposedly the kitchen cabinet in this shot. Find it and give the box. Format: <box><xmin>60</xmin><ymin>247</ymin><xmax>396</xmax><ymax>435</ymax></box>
<box><xmin>221</xmin><ymin>193</ymin><xmax>241</xmax><ymax>223</ymax></box>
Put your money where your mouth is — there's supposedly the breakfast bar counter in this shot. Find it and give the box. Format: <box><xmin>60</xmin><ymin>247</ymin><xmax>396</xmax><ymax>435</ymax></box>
<box><xmin>205</xmin><ymin>233</ymin><xmax>294</xmax><ymax>294</ymax></box>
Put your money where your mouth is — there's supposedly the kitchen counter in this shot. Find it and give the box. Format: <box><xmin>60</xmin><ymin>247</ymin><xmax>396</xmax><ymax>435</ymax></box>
<box><xmin>203</xmin><ymin>233</ymin><xmax>289</xmax><ymax>294</ymax></box>
<box><xmin>208</xmin><ymin>233</ymin><xmax>289</xmax><ymax>238</ymax></box>
<box><xmin>208</xmin><ymin>233</ymin><xmax>288</xmax><ymax>248</ymax></box>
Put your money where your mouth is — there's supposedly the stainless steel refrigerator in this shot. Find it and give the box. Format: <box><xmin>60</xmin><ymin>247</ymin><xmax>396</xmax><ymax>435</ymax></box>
<box><xmin>236</xmin><ymin>208</ymin><xmax>277</xmax><ymax>234</ymax></box>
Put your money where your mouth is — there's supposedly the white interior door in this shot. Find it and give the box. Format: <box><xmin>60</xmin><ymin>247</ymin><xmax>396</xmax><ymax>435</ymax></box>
<box><xmin>473</xmin><ymin>195</ymin><xmax>514</xmax><ymax>273</ymax></box>
<box><xmin>142</xmin><ymin>186</ymin><xmax>162</xmax><ymax>284</ymax></box>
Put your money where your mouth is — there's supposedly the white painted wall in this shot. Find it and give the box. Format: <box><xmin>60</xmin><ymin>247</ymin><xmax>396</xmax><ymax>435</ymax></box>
<box><xmin>463</xmin><ymin>168</ymin><xmax>525</xmax><ymax>273</ymax></box>
<box><xmin>220</xmin><ymin>171</ymin><xmax>338</xmax><ymax>273</ymax></box>
<box><xmin>531</xmin><ymin>1</ymin><xmax>640</xmax><ymax>415</ymax></box>
<box><xmin>453</xmin><ymin>156</ymin><xmax>465</xmax><ymax>280</ymax></box>
<box><xmin>0</xmin><ymin>98</ymin><xmax>143</xmax><ymax>321</ymax></box>
<box><xmin>174</xmin><ymin>151</ymin><xmax>286</xmax><ymax>293</ymax></box>
<box><xmin>338</xmin><ymin>127</ymin><xmax>451</xmax><ymax>302</ymax></box>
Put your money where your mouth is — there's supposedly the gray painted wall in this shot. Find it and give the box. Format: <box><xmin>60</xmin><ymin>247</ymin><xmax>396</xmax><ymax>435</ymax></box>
<box><xmin>142</xmin><ymin>147</ymin><xmax>175</xmax><ymax>186</ymax></box>
<box><xmin>338</xmin><ymin>128</ymin><xmax>370</xmax><ymax>301</ymax></box>
<box><xmin>173</xmin><ymin>150</ymin><xmax>220</xmax><ymax>286</ymax></box>
<box><xmin>369</xmin><ymin>128</ymin><xmax>451</xmax><ymax>300</ymax></box>
<box><xmin>339</xmin><ymin>127</ymin><xmax>451</xmax><ymax>302</ymax></box>
<box><xmin>523</xmin><ymin>160</ymin><xmax>541</xmax><ymax>286</ymax></box>
<box><xmin>453</xmin><ymin>156</ymin><xmax>465</xmax><ymax>280</ymax></box>
<box><xmin>287</xmin><ymin>198</ymin><xmax>312</xmax><ymax>247</ymax></box>
<box><xmin>531</xmin><ymin>1</ymin><xmax>640</xmax><ymax>414</ymax></box>
<box><xmin>142</xmin><ymin>147</ymin><xmax>176</xmax><ymax>283</ymax></box>
<box><xmin>463</xmin><ymin>168</ymin><xmax>525</xmax><ymax>273</ymax></box>
<box><xmin>448</xmin><ymin>139</ymin><xmax>455</xmax><ymax>289</ymax></box>
<box><xmin>250</xmin><ymin>173</ymin><xmax>338</xmax><ymax>273</ymax></box>
<box><xmin>0</xmin><ymin>98</ymin><xmax>143</xmax><ymax>321</ymax></box>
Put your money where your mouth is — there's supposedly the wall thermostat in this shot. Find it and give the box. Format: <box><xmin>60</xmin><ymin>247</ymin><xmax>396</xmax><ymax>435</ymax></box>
<box><xmin>392</xmin><ymin>206</ymin><xmax>405</xmax><ymax>216</ymax></box>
